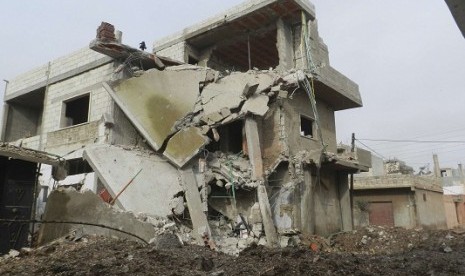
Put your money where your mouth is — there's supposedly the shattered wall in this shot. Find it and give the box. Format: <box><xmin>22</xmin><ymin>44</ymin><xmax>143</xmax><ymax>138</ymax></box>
<box><xmin>83</xmin><ymin>144</ymin><xmax>184</xmax><ymax>218</ymax></box>
<box><xmin>38</xmin><ymin>189</ymin><xmax>157</xmax><ymax>245</ymax></box>
<box><xmin>313</xmin><ymin>169</ymin><xmax>343</xmax><ymax>235</ymax></box>
<box><xmin>110</xmin><ymin>104</ymin><xmax>150</xmax><ymax>149</ymax></box>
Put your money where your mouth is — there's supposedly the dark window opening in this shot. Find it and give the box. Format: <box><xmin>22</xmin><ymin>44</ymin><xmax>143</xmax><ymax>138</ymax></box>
<box><xmin>4</xmin><ymin>87</ymin><xmax>45</xmax><ymax>141</ymax></box>
<box><xmin>63</xmin><ymin>94</ymin><xmax>90</xmax><ymax>127</ymax></box>
<box><xmin>206</xmin><ymin>120</ymin><xmax>244</xmax><ymax>154</ymax></box>
<box><xmin>300</xmin><ymin>116</ymin><xmax>313</xmax><ymax>138</ymax></box>
<box><xmin>423</xmin><ymin>193</ymin><xmax>427</xmax><ymax>201</ymax></box>
<box><xmin>440</xmin><ymin>170</ymin><xmax>447</xmax><ymax>177</ymax></box>
<box><xmin>66</xmin><ymin>158</ymin><xmax>93</xmax><ymax>175</ymax></box>
<box><xmin>188</xmin><ymin>55</ymin><xmax>199</xmax><ymax>65</ymax></box>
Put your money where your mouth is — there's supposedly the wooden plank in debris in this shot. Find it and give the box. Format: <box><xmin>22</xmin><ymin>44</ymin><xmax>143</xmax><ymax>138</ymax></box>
<box><xmin>244</xmin><ymin>117</ymin><xmax>279</xmax><ymax>247</ymax></box>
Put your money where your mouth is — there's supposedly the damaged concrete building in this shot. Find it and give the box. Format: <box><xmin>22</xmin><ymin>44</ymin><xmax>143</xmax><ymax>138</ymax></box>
<box><xmin>0</xmin><ymin>0</ymin><xmax>368</xmax><ymax>253</ymax></box>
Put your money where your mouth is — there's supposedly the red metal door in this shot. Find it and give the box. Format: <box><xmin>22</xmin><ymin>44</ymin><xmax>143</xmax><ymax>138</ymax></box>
<box><xmin>369</xmin><ymin>202</ymin><xmax>395</xmax><ymax>227</ymax></box>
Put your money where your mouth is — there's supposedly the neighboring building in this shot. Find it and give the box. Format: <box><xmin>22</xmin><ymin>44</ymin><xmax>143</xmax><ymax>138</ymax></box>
<box><xmin>353</xmin><ymin>158</ymin><xmax>447</xmax><ymax>229</ymax></box>
<box><xmin>441</xmin><ymin>164</ymin><xmax>465</xmax><ymax>229</ymax></box>
<box><xmin>0</xmin><ymin>0</ymin><xmax>367</xmax><ymax>253</ymax></box>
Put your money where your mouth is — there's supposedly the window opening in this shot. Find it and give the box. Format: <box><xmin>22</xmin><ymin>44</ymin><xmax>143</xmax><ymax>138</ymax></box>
<box><xmin>300</xmin><ymin>115</ymin><xmax>313</xmax><ymax>138</ymax></box>
<box><xmin>63</xmin><ymin>94</ymin><xmax>90</xmax><ymax>127</ymax></box>
<box><xmin>206</xmin><ymin>120</ymin><xmax>244</xmax><ymax>154</ymax></box>
<box><xmin>66</xmin><ymin>158</ymin><xmax>93</xmax><ymax>175</ymax></box>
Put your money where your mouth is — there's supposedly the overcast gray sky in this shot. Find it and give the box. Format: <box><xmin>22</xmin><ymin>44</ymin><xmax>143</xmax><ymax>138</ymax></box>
<box><xmin>1</xmin><ymin>0</ymin><xmax>464</xmax><ymax>171</ymax></box>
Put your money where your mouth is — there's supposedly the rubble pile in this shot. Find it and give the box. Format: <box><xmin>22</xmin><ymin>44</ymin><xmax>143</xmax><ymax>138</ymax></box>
<box><xmin>2</xmin><ymin>227</ymin><xmax>465</xmax><ymax>275</ymax></box>
<box><xmin>327</xmin><ymin>225</ymin><xmax>465</xmax><ymax>254</ymax></box>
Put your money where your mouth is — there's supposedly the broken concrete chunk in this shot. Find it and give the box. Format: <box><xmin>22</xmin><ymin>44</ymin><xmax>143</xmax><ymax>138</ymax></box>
<box><xmin>243</xmin><ymin>72</ymin><xmax>275</xmax><ymax>93</ymax></box>
<box><xmin>201</xmin><ymin>112</ymin><xmax>226</xmax><ymax>125</ymax></box>
<box><xmin>200</xmin><ymin>125</ymin><xmax>210</xmax><ymax>135</ymax></box>
<box><xmin>278</xmin><ymin>90</ymin><xmax>289</xmax><ymax>99</ymax></box>
<box><xmin>83</xmin><ymin>144</ymin><xmax>183</xmax><ymax>217</ymax></box>
<box><xmin>242</xmin><ymin>82</ymin><xmax>259</xmax><ymax>98</ymax></box>
<box><xmin>212</xmin><ymin>128</ymin><xmax>220</xmax><ymax>142</ymax></box>
<box><xmin>37</xmin><ymin>189</ymin><xmax>157</xmax><ymax>245</ymax></box>
<box><xmin>241</xmin><ymin>95</ymin><xmax>269</xmax><ymax>116</ymax></box>
<box><xmin>220</xmin><ymin>107</ymin><xmax>231</xmax><ymax>117</ymax></box>
<box><xmin>221</xmin><ymin>113</ymin><xmax>239</xmax><ymax>124</ymax></box>
<box><xmin>169</xmin><ymin>196</ymin><xmax>185</xmax><ymax>215</ymax></box>
<box><xmin>271</xmin><ymin>85</ymin><xmax>281</xmax><ymax>92</ymax></box>
<box><xmin>164</xmin><ymin>127</ymin><xmax>209</xmax><ymax>168</ymax></box>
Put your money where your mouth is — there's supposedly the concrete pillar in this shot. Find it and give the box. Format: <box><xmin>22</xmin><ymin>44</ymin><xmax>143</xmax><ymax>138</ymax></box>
<box><xmin>0</xmin><ymin>103</ymin><xmax>9</xmax><ymax>141</ymax></box>
<box><xmin>301</xmin><ymin>168</ymin><xmax>315</xmax><ymax>234</ymax></box>
<box><xmin>244</xmin><ymin>117</ymin><xmax>278</xmax><ymax>247</ymax></box>
<box><xmin>1</xmin><ymin>79</ymin><xmax>9</xmax><ymax>141</ymax></box>
<box><xmin>180</xmin><ymin>167</ymin><xmax>212</xmax><ymax>244</ymax></box>
<box><xmin>433</xmin><ymin>154</ymin><xmax>441</xmax><ymax>177</ymax></box>
<box><xmin>458</xmin><ymin>164</ymin><xmax>464</xmax><ymax>179</ymax></box>
<box><xmin>276</xmin><ymin>18</ymin><xmax>294</xmax><ymax>71</ymax></box>
<box><xmin>338</xmin><ymin>173</ymin><xmax>352</xmax><ymax>231</ymax></box>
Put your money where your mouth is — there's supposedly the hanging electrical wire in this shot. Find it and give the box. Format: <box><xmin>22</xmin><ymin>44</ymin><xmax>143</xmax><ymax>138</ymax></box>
<box><xmin>357</xmin><ymin>138</ymin><xmax>465</xmax><ymax>144</ymax></box>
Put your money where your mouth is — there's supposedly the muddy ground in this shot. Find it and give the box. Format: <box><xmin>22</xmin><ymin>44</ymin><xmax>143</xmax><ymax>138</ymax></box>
<box><xmin>1</xmin><ymin>226</ymin><xmax>465</xmax><ymax>275</ymax></box>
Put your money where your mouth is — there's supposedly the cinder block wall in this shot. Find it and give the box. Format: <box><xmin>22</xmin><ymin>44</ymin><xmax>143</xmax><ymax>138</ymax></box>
<box><xmin>155</xmin><ymin>42</ymin><xmax>186</xmax><ymax>63</ymax></box>
<box><xmin>42</xmin><ymin>64</ymin><xmax>114</xmax><ymax>134</ymax></box>
<box><xmin>6</xmin><ymin>48</ymin><xmax>110</xmax><ymax>98</ymax></box>
<box><xmin>4</xmin><ymin>48</ymin><xmax>115</xmax><ymax>152</ymax></box>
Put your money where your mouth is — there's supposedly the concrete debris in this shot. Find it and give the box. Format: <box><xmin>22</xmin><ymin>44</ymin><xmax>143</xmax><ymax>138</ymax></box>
<box><xmin>37</xmin><ymin>189</ymin><xmax>157</xmax><ymax>245</ymax></box>
<box><xmin>106</xmin><ymin>68</ymin><xmax>206</xmax><ymax>150</ymax></box>
<box><xmin>106</xmin><ymin>64</ymin><xmax>303</xmax><ymax>169</ymax></box>
<box><xmin>7</xmin><ymin>250</ymin><xmax>20</xmax><ymax>259</ymax></box>
<box><xmin>164</xmin><ymin>127</ymin><xmax>209</xmax><ymax>167</ymax></box>
<box><xmin>150</xmin><ymin>233</ymin><xmax>183</xmax><ymax>250</ymax></box>
<box><xmin>443</xmin><ymin>245</ymin><xmax>453</xmax><ymax>253</ymax></box>
<box><xmin>180</xmin><ymin>167</ymin><xmax>212</xmax><ymax>244</ymax></box>
<box><xmin>83</xmin><ymin>144</ymin><xmax>183</xmax><ymax>217</ymax></box>
<box><xmin>240</xmin><ymin>94</ymin><xmax>269</xmax><ymax>116</ymax></box>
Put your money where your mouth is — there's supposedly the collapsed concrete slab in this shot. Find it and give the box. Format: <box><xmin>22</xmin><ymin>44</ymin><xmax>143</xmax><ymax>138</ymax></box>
<box><xmin>83</xmin><ymin>144</ymin><xmax>183</xmax><ymax>217</ymax></box>
<box><xmin>164</xmin><ymin>127</ymin><xmax>209</xmax><ymax>168</ymax></box>
<box><xmin>38</xmin><ymin>189</ymin><xmax>157</xmax><ymax>245</ymax></box>
<box><xmin>103</xmin><ymin>66</ymin><xmax>209</xmax><ymax>158</ymax></box>
<box><xmin>201</xmin><ymin>72</ymin><xmax>274</xmax><ymax>118</ymax></box>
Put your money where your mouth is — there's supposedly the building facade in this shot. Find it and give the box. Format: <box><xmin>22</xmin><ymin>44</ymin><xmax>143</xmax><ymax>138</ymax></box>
<box><xmin>1</xmin><ymin>0</ymin><xmax>367</xmax><ymax>252</ymax></box>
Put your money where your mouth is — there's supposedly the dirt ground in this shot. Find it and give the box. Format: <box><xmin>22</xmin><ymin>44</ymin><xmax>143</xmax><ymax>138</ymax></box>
<box><xmin>1</xmin><ymin>226</ymin><xmax>465</xmax><ymax>275</ymax></box>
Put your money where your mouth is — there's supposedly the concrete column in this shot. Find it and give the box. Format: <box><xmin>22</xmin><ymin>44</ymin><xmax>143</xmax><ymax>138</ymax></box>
<box><xmin>276</xmin><ymin>18</ymin><xmax>294</xmax><ymax>71</ymax></box>
<box><xmin>244</xmin><ymin>117</ymin><xmax>278</xmax><ymax>247</ymax></box>
<box><xmin>433</xmin><ymin>154</ymin><xmax>441</xmax><ymax>177</ymax></box>
<box><xmin>0</xmin><ymin>103</ymin><xmax>9</xmax><ymax>141</ymax></box>
<box><xmin>180</xmin><ymin>167</ymin><xmax>212</xmax><ymax>244</ymax></box>
<box><xmin>458</xmin><ymin>164</ymin><xmax>464</xmax><ymax>179</ymax></box>
<box><xmin>301</xmin><ymin>168</ymin><xmax>315</xmax><ymax>234</ymax></box>
<box><xmin>1</xmin><ymin>79</ymin><xmax>9</xmax><ymax>141</ymax></box>
<box><xmin>338</xmin><ymin>173</ymin><xmax>352</xmax><ymax>231</ymax></box>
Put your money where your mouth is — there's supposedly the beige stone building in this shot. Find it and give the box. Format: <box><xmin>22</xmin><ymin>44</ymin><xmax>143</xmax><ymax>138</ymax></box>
<box><xmin>0</xmin><ymin>0</ymin><xmax>368</xmax><ymax>253</ymax></box>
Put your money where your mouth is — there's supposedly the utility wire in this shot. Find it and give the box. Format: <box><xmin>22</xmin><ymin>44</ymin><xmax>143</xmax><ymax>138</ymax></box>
<box><xmin>355</xmin><ymin>139</ymin><xmax>387</xmax><ymax>160</ymax></box>
<box><xmin>0</xmin><ymin>219</ymin><xmax>149</xmax><ymax>244</ymax></box>
<box><xmin>357</xmin><ymin>138</ymin><xmax>465</xmax><ymax>144</ymax></box>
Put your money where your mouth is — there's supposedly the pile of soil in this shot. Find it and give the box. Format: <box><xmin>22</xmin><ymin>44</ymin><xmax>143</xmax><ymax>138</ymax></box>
<box><xmin>1</xmin><ymin>227</ymin><xmax>465</xmax><ymax>275</ymax></box>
